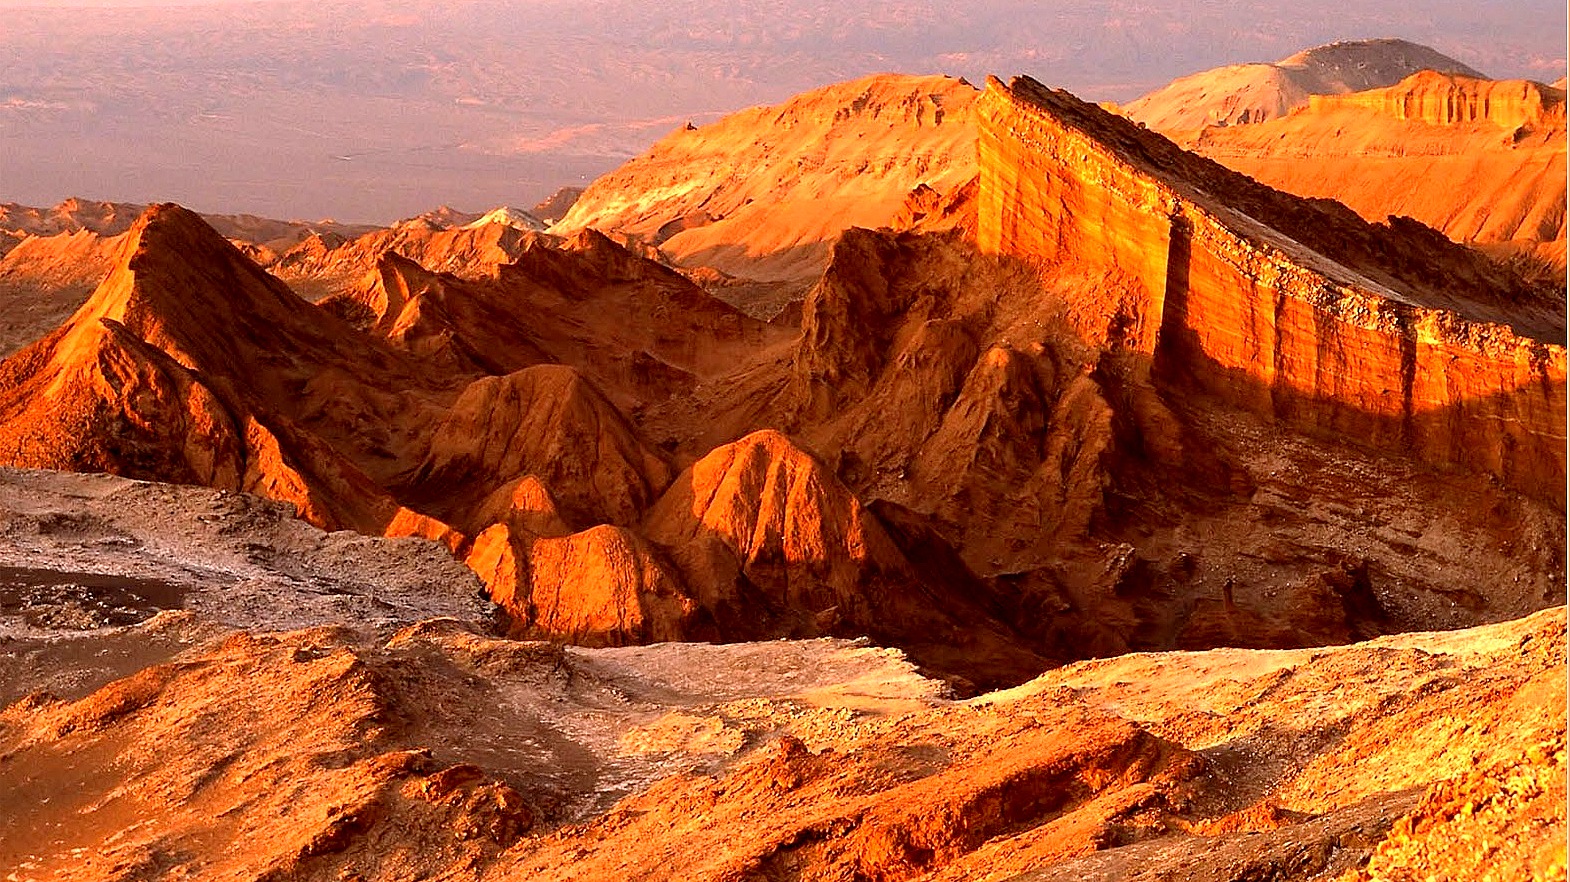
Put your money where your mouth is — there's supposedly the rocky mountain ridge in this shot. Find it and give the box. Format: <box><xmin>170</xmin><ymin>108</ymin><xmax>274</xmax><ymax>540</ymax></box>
<box><xmin>1123</xmin><ymin>38</ymin><xmax>1487</xmax><ymax>133</ymax></box>
<box><xmin>0</xmin><ymin>52</ymin><xmax>1564</xmax><ymax>882</ymax></box>
<box><xmin>978</xmin><ymin>75</ymin><xmax>1564</xmax><ymax>501</ymax></box>
<box><xmin>0</xmin><ymin>60</ymin><xmax>1561</xmax><ymax>692</ymax></box>
<box><xmin>1187</xmin><ymin>71</ymin><xmax>1567</xmax><ymax>270</ymax></box>
<box><xmin>553</xmin><ymin>73</ymin><xmax>981</xmax><ymax>284</ymax></box>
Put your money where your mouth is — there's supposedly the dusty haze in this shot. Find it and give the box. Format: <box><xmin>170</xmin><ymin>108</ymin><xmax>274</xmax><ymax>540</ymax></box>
<box><xmin>0</xmin><ymin>0</ymin><xmax>1564</xmax><ymax>221</ymax></box>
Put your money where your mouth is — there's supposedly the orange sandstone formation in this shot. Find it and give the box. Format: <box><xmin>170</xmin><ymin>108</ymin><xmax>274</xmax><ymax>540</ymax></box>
<box><xmin>1189</xmin><ymin>72</ymin><xmax>1567</xmax><ymax>269</ymax></box>
<box><xmin>1123</xmin><ymin>39</ymin><xmax>1486</xmax><ymax>133</ymax></box>
<box><xmin>0</xmin><ymin>68</ymin><xmax>1562</xmax><ymax>690</ymax></box>
<box><xmin>0</xmin><ymin>204</ymin><xmax>444</xmax><ymax>534</ymax></box>
<box><xmin>554</xmin><ymin>73</ymin><xmax>980</xmax><ymax>281</ymax></box>
<box><xmin>977</xmin><ymin>75</ymin><xmax>1566</xmax><ymax>499</ymax></box>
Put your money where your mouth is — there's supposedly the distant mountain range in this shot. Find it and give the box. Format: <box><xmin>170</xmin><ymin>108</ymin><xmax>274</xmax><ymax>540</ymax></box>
<box><xmin>1</xmin><ymin>1</ymin><xmax>1563</xmax><ymax>220</ymax></box>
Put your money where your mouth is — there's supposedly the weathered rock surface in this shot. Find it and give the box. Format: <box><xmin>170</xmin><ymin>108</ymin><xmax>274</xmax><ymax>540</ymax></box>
<box><xmin>407</xmin><ymin>364</ymin><xmax>672</xmax><ymax>532</ymax></box>
<box><xmin>554</xmin><ymin>73</ymin><xmax>980</xmax><ymax>282</ymax></box>
<box><xmin>977</xmin><ymin>75</ymin><xmax>1565</xmax><ymax>500</ymax></box>
<box><xmin>468</xmin><ymin>521</ymin><xmax>697</xmax><ymax>646</ymax></box>
<box><xmin>1123</xmin><ymin>39</ymin><xmax>1486</xmax><ymax>133</ymax></box>
<box><xmin>1</xmin><ymin>589</ymin><xmax>1558</xmax><ymax>881</ymax></box>
<box><xmin>643</xmin><ymin>429</ymin><xmax>1047</xmax><ymax>689</ymax></box>
<box><xmin>1188</xmin><ymin>72</ymin><xmax>1567</xmax><ymax>270</ymax></box>
<box><xmin>0</xmin><ymin>467</ymin><xmax>487</xmax><ymax>707</ymax></box>
<box><xmin>0</xmin><ymin>63</ymin><xmax>1563</xmax><ymax>878</ymax></box>
<box><xmin>675</xmin><ymin>222</ymin><xmax>1562</xmax><ymax>662</ymax></box>
<box><xmin>273</xmin><ymin>218</ymin><xmax>542</xmax><ymax>300</ymax></box>
<box><xmin>0</xmin><ymin>200</ymin><xmax>378</xmax><ymax>353</ymax></box>
<box><xmin>0</xmin><ymin>205</ymin><xmax>448</xmax><ymax>535</ymax></box>
<box><xmin>0</xmin><ymin>69</ymin><xmax>1562</xmax><ymax>696</ymax></box>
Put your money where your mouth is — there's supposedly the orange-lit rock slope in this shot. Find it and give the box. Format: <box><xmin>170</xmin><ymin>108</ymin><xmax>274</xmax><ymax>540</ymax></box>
<box><xmin>0</xmin><ymin>70</ymin><xmax>1564</xmax><ymax>692</ymax></box>
<box><xmin>1123</xmin><ymin>39</ymin><xmax>1485</xmax><ymax>133</ymax></box>
<box><xmin>977</xmin><ymin>75</ymin><xmax>1566</xmax><ymax>498</ymax></box>
<box><xmin>0</xmin><ymin>205</ymin><xmax>445</xmax><ymax>535</ymax></box>
<box><xmin>1189</xmin><ymin>72</ymin><xmax>1567</xmax><ymax>269</ymax></box>
<box><xmin>554</xmin><ymin>73</ymin><xmax>980</xmax><ymax>281</ymax></box>
<box><xmin>271</xmin><ymin>217</ymin><xmax>544</xmax><ymax>300</ymax></box>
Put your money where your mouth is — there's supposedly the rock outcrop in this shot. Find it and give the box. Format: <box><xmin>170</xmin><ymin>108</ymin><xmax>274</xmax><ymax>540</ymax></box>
<box><xmin>644</xmin><ymin>429</ymin><xmax>1048</xmax><ymax>689</ymax></box>
<box><xmin>1306</xmin><ymin>69</ymin><xmax>1564</xmax><ymax>129</ymax></box>
<box><xmin>2</xmin><ymin>587</ymin><xmax>1559</xmax><ymax>882</ymax></box>
<box><xmin>467</xmin><ymin>522</ymin><xmax>696</xmax><ymax>646</ymax></box>
<box><xmin>0</xmin><ymin>69</ymin><xmax>1562</xmax><ymax>696</ymax></box>
<box><xmin>977</xmin><ymin>75</ymin><xmax>1565</xmax><ymax>500</ymax></box>
<box><xmin>272</xmin><ymin>219</ymin><xmax>542</xmax><ymax>299</ymax></box>
<box><xmin>531</xmin><ymin>187</ymin><xmax>584</xmax><ymax>225</ymax></box>
<box><xmin>554</xmin><ymin>73</ymin><xmax>980</xmax><ymax>281</ymax></box>
<box><xmin>1189</xmin><ymin>72</ymin><xmax>1567</xmax><ymax>270</ymax></box>
<box><xmin>1124</xmin><ymin>38</ymin><xmax>1487</xmax><ymax>134</ymax></box>
<box><xmin>0</xmin><ymin>204</ymin><xmax>444</xmax><ymax>534</ymax></box>
<box><xmin>406</xmin><ymin>364</ymin><xmax>672</xmax><ymax>532</ymax></box>
<box><xmin>324</xmin><ymin>228</ymin><xmax>780</xmax><ymax>409</ymax></box>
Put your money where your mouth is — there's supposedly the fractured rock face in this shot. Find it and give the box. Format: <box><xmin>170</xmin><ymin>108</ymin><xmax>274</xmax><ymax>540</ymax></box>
<box><xmin>977</xmin><ymin>75</ymin><xmax>1566</xmax><ymax>501</ymax></box>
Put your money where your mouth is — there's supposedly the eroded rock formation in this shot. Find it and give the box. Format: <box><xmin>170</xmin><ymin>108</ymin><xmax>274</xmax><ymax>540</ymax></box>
<box><xmin>1</xmin><ymin>569</ymin><xmax>1559</xmax><ymax>882</ymax></box>
<box><xmin>0</xmin><ymin>205</ymin><xmax>441</xmax><ymax>534</ymax></box>
<box><xmin>0</xmin><ymin>68</ymin><xmax>1562</xmax><ymax>692</ymax></box>
<box><xmin>1123</xmin><ymin>38</ymin><xmax>1487</xmax><ymax>133</ymax></box>
<box><xmin>977</xmin><ymin>75</ymin><xmax>1565</xmax><ymax>500</ymax></box>
<box><xmin>554</xmin><ymin>73</ymin><xmax>980</xmax><ymax>282</ymax></box>
<box><xmin>1188</xmin><ymin>72</ymin><xmax>1567</xmax><ymax>271</ymax></box>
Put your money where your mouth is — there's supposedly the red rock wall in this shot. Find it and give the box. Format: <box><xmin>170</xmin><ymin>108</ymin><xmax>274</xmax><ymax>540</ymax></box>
<box><xmin>1306</xmin><ymin>71</ymin><xmax>1565</xmax><ymax>130</ymax></box>
<box><xmin>977</xmin><ymin>77</ymin><xmax>1567</xmax><ymax>497</ymax></box>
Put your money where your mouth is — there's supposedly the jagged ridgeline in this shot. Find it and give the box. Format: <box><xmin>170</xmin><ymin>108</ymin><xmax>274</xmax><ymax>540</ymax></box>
<box><xmin>0</xmin><ymin>46</ymin><xmax>1565</xmax><ymax>882</ymax></box>
<box><xmin>0</xmin><ymin>72</ymin><xmax>1563</xmax><ymax>691</ymax></box>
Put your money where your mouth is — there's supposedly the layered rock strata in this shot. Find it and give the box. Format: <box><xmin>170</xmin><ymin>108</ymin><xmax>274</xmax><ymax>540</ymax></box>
<box><xmin>1189</xmin><ymin>72</ymin><xmax>1566</xmax><ymax>269</ymax></box>
<box><xmin>977</xmin><ymin>75</ymin><xmax>1566</xmax><ymax>500</ymax></box>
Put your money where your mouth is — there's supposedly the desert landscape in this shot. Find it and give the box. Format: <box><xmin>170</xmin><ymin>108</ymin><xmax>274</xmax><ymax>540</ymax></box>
<box><xmin>0</xmin><ymin>12</ymin><xmax>1564</xmax><ymax>882</ymax></box>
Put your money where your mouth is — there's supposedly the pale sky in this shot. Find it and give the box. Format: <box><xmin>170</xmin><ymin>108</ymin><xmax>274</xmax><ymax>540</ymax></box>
<box><xmin>1</xmin><ymin>0</ymin><xmax>1563</xmax><ymax>221</ymax></box>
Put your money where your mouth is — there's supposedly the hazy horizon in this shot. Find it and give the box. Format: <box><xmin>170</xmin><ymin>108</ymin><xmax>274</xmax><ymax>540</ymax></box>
<box><xmin>2</xmin><ymin>0</ymin><xmax>1564</xmax><ymax>223</ymax></box>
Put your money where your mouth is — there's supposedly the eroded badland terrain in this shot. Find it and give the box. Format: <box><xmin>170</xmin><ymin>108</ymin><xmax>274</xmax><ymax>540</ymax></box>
<box><xmin>0</xmin><ymin>38</ymin><xmax>1564</xmax><ymax>882</ymax></box>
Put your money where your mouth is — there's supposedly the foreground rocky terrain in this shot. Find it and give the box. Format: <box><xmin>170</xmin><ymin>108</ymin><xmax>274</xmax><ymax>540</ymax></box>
<box><xmin>0</xmin><ymin>470</ymin><xmax>1561</xmax><ymax>880</ymax></box>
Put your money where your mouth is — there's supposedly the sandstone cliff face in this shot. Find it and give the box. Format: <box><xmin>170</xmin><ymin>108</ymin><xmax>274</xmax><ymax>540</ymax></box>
<box><xmin>977</xmin><ymin>75</ymin><xmax>1566</xmax><ymax>501</ymax></box>
<box><xmin>554</xmin><ymin>73</ymin><xmax>980</xmax><ymax>281</ymax></box>
<box><xmin>1306</xmin><ymin>70</ymin><xmax>1564</xmax><ymax>129</ymax></box>
<box><xmin>645</xmin><ymin>207</ymin><xmax>1561</xmax><ymax>663</ymax></box>
<box><xmin>1189</xmin><ymin>72</ymin><xmax>1567</xmax><ymax>269</ymax></box>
